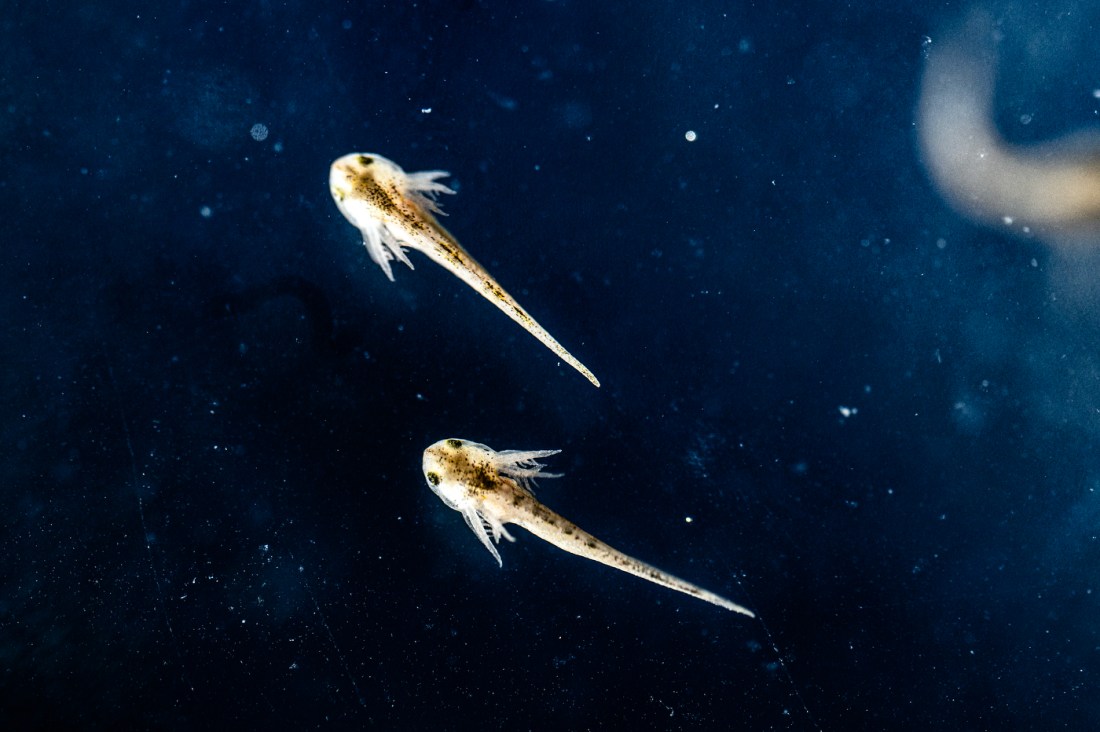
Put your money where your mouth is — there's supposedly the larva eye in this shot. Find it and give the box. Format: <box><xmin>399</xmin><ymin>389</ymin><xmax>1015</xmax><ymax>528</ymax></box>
<box><xmin>426</xmin><ymin>472</ymin><xmax>441</xmax><ymax>486</ymax></box>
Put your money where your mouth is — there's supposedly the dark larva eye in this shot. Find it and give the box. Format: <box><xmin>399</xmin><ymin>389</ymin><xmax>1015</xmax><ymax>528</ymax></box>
<box><xmin>426</xmin><ymin>472</ymin><xmax>441</xmax><ymax>486</ymax></box>
<box><xmin>446</xmin><ymin>439</ymin><xmax>463</xmax><ymax>449</ymax></box>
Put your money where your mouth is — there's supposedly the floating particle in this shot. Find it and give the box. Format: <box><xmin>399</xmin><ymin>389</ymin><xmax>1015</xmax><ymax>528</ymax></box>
<box><xmin>250</xmin><ymin>123</ymin><xmax>269</xmax><ymax>141</ymax></box>
<box><xmin>685</xmin><ymin>130</ymin><xmax>697</xmax><ymax>142</ymax></box>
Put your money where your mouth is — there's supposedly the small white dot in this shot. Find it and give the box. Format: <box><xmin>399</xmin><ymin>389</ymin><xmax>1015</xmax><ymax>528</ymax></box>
<box><xmin>684</xmin><ymin>130</ymin><xmax>697</xmax><ymax>142</ymax></box>
<box><xmin>250</xmin><ymin>123</ymin><xmax>269</xmax><ymax>141</ymax></box>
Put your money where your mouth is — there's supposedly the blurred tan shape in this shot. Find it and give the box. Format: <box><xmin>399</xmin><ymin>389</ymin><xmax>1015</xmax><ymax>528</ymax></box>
<box><xmin>918</xmin><ymin>12</ymin><xmax>1100</xmax><ymax>240</ymax></box>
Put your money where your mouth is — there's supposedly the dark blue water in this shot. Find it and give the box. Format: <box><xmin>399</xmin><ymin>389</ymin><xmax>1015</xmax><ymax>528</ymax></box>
<box><xmin>3</xmin><ymin>1</ymin><xmax>1099</xmax><ymax>729</ymax></box>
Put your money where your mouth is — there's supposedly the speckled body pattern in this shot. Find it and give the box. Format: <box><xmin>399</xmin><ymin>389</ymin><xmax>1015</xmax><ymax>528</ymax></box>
<box><xmin>329</xmin><ymin>153</ymin><xmax>599</xmax><ymax>387</ymax></box>
<box><xmin>422</xmin><ymin>438</ymin><xmax>754</xmax><ymax>616</ymax></box>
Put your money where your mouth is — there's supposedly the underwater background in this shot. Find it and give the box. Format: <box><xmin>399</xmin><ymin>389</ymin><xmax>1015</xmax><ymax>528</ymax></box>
<box><xmin>3</xmin><ymin>0</ymin><xmax>1100</xmax><ymax>728</ymax></box>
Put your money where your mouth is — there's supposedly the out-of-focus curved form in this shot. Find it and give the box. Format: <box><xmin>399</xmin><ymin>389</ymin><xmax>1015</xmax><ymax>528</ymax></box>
<box><xmin>918</xmin><ymin>12</ymin><xmax>1100</xmax><ymax>241</ymax></box>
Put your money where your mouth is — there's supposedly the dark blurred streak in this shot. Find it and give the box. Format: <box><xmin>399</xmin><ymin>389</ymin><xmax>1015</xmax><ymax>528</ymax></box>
<box><xmin>207</xmin><ymin>275</ymin><xmax>354</xmax><ymax>356</ymax></box>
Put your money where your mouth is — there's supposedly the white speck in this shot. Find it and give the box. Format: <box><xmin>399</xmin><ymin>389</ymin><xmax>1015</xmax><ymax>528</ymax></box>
<box><xmin>936</xmin><ymin>237</ymin><xmax>947</xmax><ymax>249</ymax></box>
<box><xmin>838</xmin><ymin>405</ymin><xmax>858</xmax><ymax>418</ymax></box>
<box><xmin>1019</xmin><ymin>113</ymin><xmax>1033</xmax><ymax>125</ymax></box>
<box><xmin>421</xmin><ymin>107</ymin><xmax>432</xmax><ymax>114</ymax></box>
<box><xmin>1002</xmin><ymin>216</ymin><xmax>1014</xmax><ymax>225</ymax></box>
<box><xmin>684</xmin><ymin>516</ymin><xmax>694</xmax><ymax>523</ymax></box>
<box><xmin>250</xmin><ymin>123</ymin><xmax>269</xmax><ymax>141</ymax></box>
<box><xmin>273</xmin><ymin>141</ymin><xmax>283</xmax><ymax>153</ymax></box>
<box><xmin>684</xmin><ymin>130</ymin><xmax>697</xmax><ymax>142</ymax></box>
<box><xmin>199</xmin><ymin>205</ymin><xmax>213</xmax><ymax>218</ymax></box>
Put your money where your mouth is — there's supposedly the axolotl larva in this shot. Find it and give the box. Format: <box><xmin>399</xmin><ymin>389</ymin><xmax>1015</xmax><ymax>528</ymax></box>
<box><xmin>329</xmin><ymin>153</ymin><xmax>599</xmax><ymax>387</ymax></box>
<box><xmin>422</xmin><ymin>438</ymin><xmax>754</xmax><ymax>616</ymax></box>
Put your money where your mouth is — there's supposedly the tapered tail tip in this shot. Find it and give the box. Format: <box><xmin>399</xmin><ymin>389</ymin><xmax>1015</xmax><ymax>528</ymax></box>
<box><xmin>720</xmin><ymin>598</ymin><xmax>756</xmax><ymax>618</ymax></box>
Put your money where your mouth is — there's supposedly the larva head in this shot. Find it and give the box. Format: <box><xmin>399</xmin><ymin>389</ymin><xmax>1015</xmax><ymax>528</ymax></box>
<box><xmin>328</xmin><ymin>152</ymin><xmax>403</xmax><ymax>206</ymax></box>
<box><xmin>422</xmin><ymin>438</ymin><xmax>498</xmax><ymax>508</ymax></box>
<box><xmin>423</xmin><ymin>438</ymin><xmax>466</xmax><ymax>503</ymax></box>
